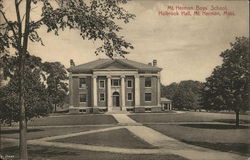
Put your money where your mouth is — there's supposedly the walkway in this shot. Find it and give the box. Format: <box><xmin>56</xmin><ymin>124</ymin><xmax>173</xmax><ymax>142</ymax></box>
<box><xmin>112</xmin><ymin>114</ymin><xmax>141</xmax><ymax>125</ymax></box>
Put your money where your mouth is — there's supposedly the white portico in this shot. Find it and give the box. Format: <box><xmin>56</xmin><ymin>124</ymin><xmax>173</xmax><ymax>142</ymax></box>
<box><xmin>91</xmin><ymin>70</ymin><xmax>140</xmax><ymax>111</ymax></box>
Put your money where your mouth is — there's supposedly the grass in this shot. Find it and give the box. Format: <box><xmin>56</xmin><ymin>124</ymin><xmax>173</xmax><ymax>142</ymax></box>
<box><xmin>180</xmin><ymin>123</ymin><xmax>249</xmax><ymax>129</ymax></box>
<box><xmin>146</xmin><ymin>123</ymin><xmax>250</xmax><ymax>156</ymax></box>
<box><xmin>0</xmin><ymin>145</ymin><xmax>189</xmax><ymax>160</ymax></box>
<box><xmin>129</xmin><ymin>112</ymin><xmax>250</xmax><ymax>124</ymax></box>
<box><xmin>52</xmin><ymin>128</ymin><xmax>157</xmax><ymax>149</ymax></box>
<box><xmin>2</xmin><ymin>112</ymin><xmax>250</xmax><ymax>158</ymax></box>
<box><xmin>214</xmin><ymin>119</ymin><xmax>250</xmax><ymax>124</ymax></box>
<box><xmin>1</xmin><ymin>126</ymin><xmax>110</xmax><ymax>140</ymax></box>
<box><xmin>27</xmin><ymin>114</ymin><xmax>117</xmax><ymax>126</ymax></box>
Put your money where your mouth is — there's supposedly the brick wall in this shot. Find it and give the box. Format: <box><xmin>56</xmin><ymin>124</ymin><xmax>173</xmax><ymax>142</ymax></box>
<box><xmin>125</xmin><ymin>76</ymin><xmax>135</xmax><ymax>106</ymax></box>
<box><xmin>139</xmin><ymin>76</ymin><xmax>158</xmax><ymax>106</ymax></box>
<box><xmin>97</xmin><ymin>76</ymin><xmax>107</xmax><ymax>107</ymax></box>
<box><xmin>72</xmin><ymin>76</ymin><xmax>79</xmax><ymax>107</ymax></box>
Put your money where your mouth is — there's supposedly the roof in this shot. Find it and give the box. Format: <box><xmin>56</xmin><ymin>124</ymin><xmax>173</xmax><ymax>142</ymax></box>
<box><xmin>68</xmin><ymin>58</ymin><xmax>162</xmax><ymax>73</ymax></box>
<box><xmin>161</xmin><ymin>97</ymin><xmax>171</xmax><ymax>102</ymax></box>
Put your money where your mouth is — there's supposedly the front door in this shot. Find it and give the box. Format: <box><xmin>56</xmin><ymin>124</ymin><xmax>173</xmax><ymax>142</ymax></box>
<box><xmin>112</xmin><ymin>92</ymin><xmax>120</xmax><ymax>107</ymax></box>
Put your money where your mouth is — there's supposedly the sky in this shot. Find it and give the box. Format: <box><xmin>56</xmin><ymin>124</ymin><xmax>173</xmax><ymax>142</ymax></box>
<box><xmin>2</xmin><ymin>0</ymin><xmax>249</xmax><ymax>85</ymax></box>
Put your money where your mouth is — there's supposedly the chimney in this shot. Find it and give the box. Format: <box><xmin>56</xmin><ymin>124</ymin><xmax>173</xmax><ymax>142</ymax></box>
<box><xmin>70</xmin><ymin>59</ymin><xmax>75</xmax><ymax>67</ymax></box>
<box><xmin>153</xmin><ymin>59</ymin><xmax>157</xmax><ymax>66</ymax></box>
<box><xmin>148</xmin><ymin>62</ymin><xmax>152</xmax><ymax>66</ymax></box>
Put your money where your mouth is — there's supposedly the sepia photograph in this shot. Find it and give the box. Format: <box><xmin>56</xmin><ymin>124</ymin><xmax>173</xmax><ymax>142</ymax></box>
<box><xmin>0</xmin><ymin>0</ymin><xmax>249</xmax><ymax>160</ymax></box>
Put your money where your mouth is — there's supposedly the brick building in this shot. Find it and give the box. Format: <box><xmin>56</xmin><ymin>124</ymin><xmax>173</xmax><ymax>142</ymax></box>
<box><xmin>67</xmin><ymin>58</ymin><xmax>162</xmax><ymax>113</ymax></box>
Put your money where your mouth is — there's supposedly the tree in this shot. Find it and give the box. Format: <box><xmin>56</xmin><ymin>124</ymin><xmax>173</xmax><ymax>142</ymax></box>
<box><xmin>161</xmin><ymin>82</ymin><xmax>178</xmax><ymax>99</ymax></box>
<box><xmin>0</xmin><ymin>54</ymin><xmax>52</xmax><ymax>125</ymax></box>
<box><xmin>201</xmin><ymin>37</ymin><xmax>249</xmax><ymax>127</ymax></box>
<box><xmin>43</xmin><ymin>62</ymin><xmax>68</xmax><ymax>113</ymax></box>
<box><xmin>0</xmin><ymin>0</ymin><xmax>134</xmax><ymax>158</ymax></box>
<box><xmin>172</xmin><ymin>88</ymin><xmax>196</xmax><ymax>110</ymax></box>
<box><xmin>162</xmin><ymin>80</ymin><xmax>203</xmax><ymax>110</ymax></box>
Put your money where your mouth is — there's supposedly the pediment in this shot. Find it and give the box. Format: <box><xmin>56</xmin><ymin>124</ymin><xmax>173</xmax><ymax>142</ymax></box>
<box><xmin>95</xmin><ymin>61</ymin><xmax>136</xmax><ymax>70</ymax></box>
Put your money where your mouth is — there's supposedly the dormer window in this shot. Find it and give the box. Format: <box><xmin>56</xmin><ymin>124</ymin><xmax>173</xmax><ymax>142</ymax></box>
<box><xmin>79</xmin><ymin>78</ymin><xmax>86</xmax><ymax>88</ymax></box>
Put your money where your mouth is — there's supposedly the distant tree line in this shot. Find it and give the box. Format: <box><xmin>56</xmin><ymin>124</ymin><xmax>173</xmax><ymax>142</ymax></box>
<box><xmin>0</xmin><ymin>54</ymin><xmax>68</xmax><ymax>126</ymax></box>
<box><xmin>161</xmin><ymin>80</ymin><xmax>203</xmax><ymax>111</ymax></box>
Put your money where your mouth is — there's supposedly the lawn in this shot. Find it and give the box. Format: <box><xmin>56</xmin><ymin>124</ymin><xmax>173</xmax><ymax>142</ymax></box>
<box><xmin>27</xmin><ymin>114</ymin><xmax>118</xmax><ymax>126</ymax></box>
<box><xmin>2</xmin><ymin>111</ymin><xmax>250</xmax><ymax>159</ymax></box>
<box><xmin>129</xmin><ymin>112</ymin><xmax>250</xmax><ymax>156</ymax></box>
<box><xmin>52</xmin><ymin>128</ymin><xmax>157</xmax><ymax>149</ymax></box>
<box><xmin>146</xmin><ymin>123</ymin><xmax>250</xmax><ymax>156</ymax></box>
<box><xmin>129</xmin><ymin>112</ymin><xmax>250</xmax><ymax>124</ymax></box>
<box><xmin>1</xmin><ymin>144</ymin><xmax>189</xmax><ymax>160</ymax></box>
<box><xmin>1</xmin><ymin>126</ymin><xmax>110</xmax><ymax>140</ymax></box>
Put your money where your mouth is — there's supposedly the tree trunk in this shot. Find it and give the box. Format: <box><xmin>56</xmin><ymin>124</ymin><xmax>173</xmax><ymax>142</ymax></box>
<box><xmin>235</xmin><ymin>109</ymin><xmax>240</xmax><ymax>128</ymax></box>
<box><xmin>18</xmin><ymin>0</ymin><xmax>32</xmax><ymax>159</ymax></box>
<box><xmin>54</xmin><ymin>104</ymin><xmax>57</xmax><ymax>113</ymax></box>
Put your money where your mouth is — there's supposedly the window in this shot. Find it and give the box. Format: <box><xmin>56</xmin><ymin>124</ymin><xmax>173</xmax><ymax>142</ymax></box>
<box><xmin>145</xmin><ymin>77</ymin><xmax>151</xmax><ymax>87</ymax></box>
<box><xmin>127</xmin><ymin>92</ymin><xmax>133</xmax><ymax>101</ymax></box>
<box><xmin>145</xmin><ymin>93</ymin><xmax>151</xmax><ymax>102</ymax></box>
<box><xmin>80</xmin><ymin>94</ymin><xmax>87</xmax><ymax>102</ymax></box>
<box><xmin>112</xmin><ymin>79</ymin><xmax>120</xmax><ymax>86</ymax></box>
<box><xmin>99</xmin><ymin>80</ymin><xmax>105</xmax><ymax>89</ymax></box>
<box><xmin>79</xmin><ymin>109</ymin><xmax>86</xmax><ymax>113</ymax></box>
<box><xmin>99</xmin><ymin>93</ymin><xmax>105</xmax><ymax>101</ymax></box>
<box><xmin>79</xmin><ymin>78</ymin><xmax>86</xmax><ymax>88</ymax></box>
<box><xmin>127</xmin><ymin>80</ymin><xmax>133</xmax><ymax>88</ymax></box>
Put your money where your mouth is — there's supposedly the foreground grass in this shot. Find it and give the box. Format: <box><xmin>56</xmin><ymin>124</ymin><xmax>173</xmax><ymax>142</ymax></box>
<box><xmin>0</xmin><ymin>145</ymin><xmax>189</xmax><ymax>160</ymax></box>
<box><xmin>146</xmin><ymin>123</ymin><xmax>250</xmax><ymax>156</ymax></box>
<box><xmin>1</xmin><ymin>126</ymin><xmax>110</xmax><ymax>140</ymax></box>
<box><xmin>52</xmin><ymin>128</ymin><xmax>157</xmax><ymax>149</ymax></box>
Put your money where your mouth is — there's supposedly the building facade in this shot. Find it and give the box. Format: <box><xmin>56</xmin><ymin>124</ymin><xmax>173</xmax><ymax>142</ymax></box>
<box><xmin>68</xmin><ymin>58</ymin><xmax>162</xmax><ymax>113</ymax></box>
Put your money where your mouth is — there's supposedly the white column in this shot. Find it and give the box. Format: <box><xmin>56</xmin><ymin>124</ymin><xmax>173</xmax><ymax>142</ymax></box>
<box><xmin>107</xmin><ymin>75</ymin><xmax>112</xmax><ymax>110</ymax></box>
<box><xmin>92</xmin><ymin>75</ymin><xmax>97</xmax><ymax>107</ymax></box>
<box><xmin>157</xmin><ymin>75</ymin><xmax>161</xmax><ymax>107</ymax></box>
<box><xmin>134</xmin><ymin>75</ymin><xmax>140</xmax><ymax>106</ymax></box>
<box><xmin>121</xmin><ymin>75</ymin><xmax>125</xmax><ymax>110</ymax></box>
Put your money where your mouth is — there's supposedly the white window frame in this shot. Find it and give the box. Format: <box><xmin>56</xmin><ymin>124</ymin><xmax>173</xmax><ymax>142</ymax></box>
<box><xmin>79</xmin><ymin>78</ymin><xmax>86</xmax><ymax>88</ymax></box>
<box><xmin>127</xmin><ymin>79</ymin><xmax>133</xmax><ymax>88</ymax></box>
<box><xmin>145</xmin><ymin>77</ymin><xmax>151</xmax><ymax>88</ymax></box>
<box><xmin>79</xmin><ymin>93</ymin><xmax>87</xmax><ymax>103</ymax></box>
<box><xmin>145</xmin><ymin>92</ymin><xmax>152</xmax><ymax>102</ymax></box>
<box><xmin>112</xmin><ymin>79</ymin><xmax>120</xmax><ymax>86</ymax></box>
<box><xmin>127</xmin><ymin>92</ymin><xmax>133</xmax><ymax>101</ymax></box>
<box><xmin>99</xmin><ymin>80</ymin><xmax>105</xmax><ymax>89</ymax></box>
<box><xmin>99</xmin><ymin>92</ymin><xmax>105</xmax><ymax>102</ymax></box>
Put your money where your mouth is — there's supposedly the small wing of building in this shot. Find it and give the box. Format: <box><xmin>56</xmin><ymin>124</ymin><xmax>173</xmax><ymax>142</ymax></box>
<box><xmin>67</xmin><ymin>58</ymin><xmax>163</xmax><ymax>113</ymax></box>
<box><xmin>160</xmin><ymin>97</ymin><xmax>172</xmax><ymax>111</ymax></box>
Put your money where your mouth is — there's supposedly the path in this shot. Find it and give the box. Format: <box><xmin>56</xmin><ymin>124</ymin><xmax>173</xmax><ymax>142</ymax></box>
<box><xmin>112</xmin><ymin>114</ymin><xmax>141</xmax><ymax>125</ymax></box>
